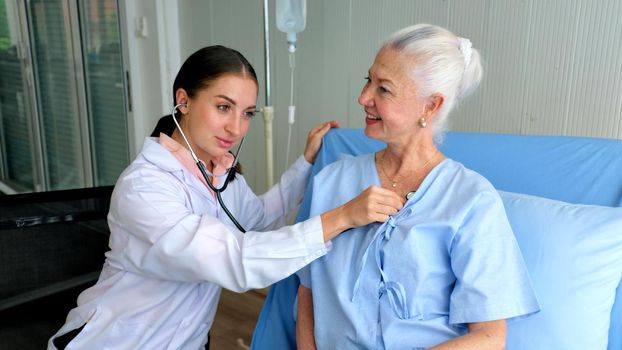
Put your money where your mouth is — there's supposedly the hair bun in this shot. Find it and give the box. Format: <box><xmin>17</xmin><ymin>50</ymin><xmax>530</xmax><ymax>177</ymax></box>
<box><xmin>457</xmin><ymin>37</ymin><xmax>472</xmax><ymax>68</ymax></box>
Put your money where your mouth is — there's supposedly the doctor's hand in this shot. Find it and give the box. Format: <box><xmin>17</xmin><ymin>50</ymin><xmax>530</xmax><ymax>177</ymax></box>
<box><xmin>319</xmin><ymin>186</ymin><xmax>405</xmax><ymax>242</ymax></box>
<box><xmin>303</xmin><ymin>120</ymin><xmax>340</xmax><ymax>164</ymax></box>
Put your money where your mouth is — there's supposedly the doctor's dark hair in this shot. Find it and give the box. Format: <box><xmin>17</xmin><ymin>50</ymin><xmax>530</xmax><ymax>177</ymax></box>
<box><xmin>172</xmin><ymin>45</ymin><xmax>258</xmax><ymax>106</ymax></box>
<box><xmin>151</xmin><ymin>45</ymin><xmax>258</xmax><ymax>174</ymax></box>
<box><xmin>151</xmin><ymin>45</ymin><xmax>258</xmax><ymax>136</ymax></box>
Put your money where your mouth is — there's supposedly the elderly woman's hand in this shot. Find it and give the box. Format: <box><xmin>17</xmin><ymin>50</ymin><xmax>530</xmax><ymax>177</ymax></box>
<box><xmin>303</xmin><ymin>120</ymin><xmax>340</xmax><ymax>164</ymax></box>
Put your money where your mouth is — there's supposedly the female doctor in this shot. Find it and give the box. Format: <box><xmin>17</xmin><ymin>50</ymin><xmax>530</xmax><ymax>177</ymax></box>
<box><xmin>48</xmin><ymin>45</ymin><xmax>404</xmax><ymax>350</ymax></box>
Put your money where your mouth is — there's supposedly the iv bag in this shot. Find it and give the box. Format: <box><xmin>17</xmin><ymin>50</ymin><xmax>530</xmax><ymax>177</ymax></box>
<box><xmin>276</xmin><ymin>0</ymin><xmax>306</xmax><ymax>52</ymax></box>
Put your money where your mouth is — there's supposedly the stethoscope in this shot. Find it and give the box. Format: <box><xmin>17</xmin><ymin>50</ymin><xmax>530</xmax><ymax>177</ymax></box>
<box><xmin>171</xmin><ymin>103</ymin><xmax>247</xmax><ymax>232</ymax></box>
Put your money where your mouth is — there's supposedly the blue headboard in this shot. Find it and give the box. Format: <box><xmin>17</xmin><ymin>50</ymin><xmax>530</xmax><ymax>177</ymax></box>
<box><xmin>252</xmin><ymin>128</ymin><xmax>622</xmax><ymax>349</ymax></box>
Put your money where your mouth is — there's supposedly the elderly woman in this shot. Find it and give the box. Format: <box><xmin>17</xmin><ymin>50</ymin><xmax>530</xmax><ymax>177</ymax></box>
<box><xmin>296</xmin><ymin>24</ymin><xmax>540</xmax><ymax>349</ymax></box>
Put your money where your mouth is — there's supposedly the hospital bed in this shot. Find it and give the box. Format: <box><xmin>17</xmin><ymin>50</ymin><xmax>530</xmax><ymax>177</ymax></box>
<box><xmin>252</xmin><ymin>128</ymin><xmax>622</xmax><ymax>349</ymax></box>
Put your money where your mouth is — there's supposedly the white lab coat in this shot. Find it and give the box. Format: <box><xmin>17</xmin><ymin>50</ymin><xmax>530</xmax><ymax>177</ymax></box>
<box><xmin>48</xmin><ymin>137</ymin><xmax>328</xmax><ymax>349</ymax></box>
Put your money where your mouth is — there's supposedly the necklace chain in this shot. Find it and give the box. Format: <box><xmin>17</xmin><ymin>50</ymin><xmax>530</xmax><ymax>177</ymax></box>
<box><xmin>379</xmin><ymin>150</ymin><xmax>438</xmax><ymax>188</ymax></box>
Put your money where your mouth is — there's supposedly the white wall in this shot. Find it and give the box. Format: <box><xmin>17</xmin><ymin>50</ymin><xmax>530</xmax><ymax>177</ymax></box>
<box><xmin>177</xmin><ymin>0</ymin><xmax>269</xmax><ymax>191</ymax></box>
<box><xmin>120</xmin><ymin>0</ymin><xmax>180</xmax><ymax>155</ymax></box>
<box><xmin>160</xmin><ymin>0</ymin><xmax>622</xmax><ymax>193</ymax></box>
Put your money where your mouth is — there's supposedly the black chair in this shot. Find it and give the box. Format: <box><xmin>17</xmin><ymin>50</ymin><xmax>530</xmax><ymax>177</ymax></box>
<box><xmin>0</xmin><ymin>186</ymin><xmax>113</xmax><ymax>311</ymax></box>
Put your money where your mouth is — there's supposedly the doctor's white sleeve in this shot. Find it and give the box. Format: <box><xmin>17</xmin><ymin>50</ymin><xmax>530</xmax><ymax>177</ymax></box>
<box><xmin>234</xmin><ymin>155</ymin><xmax>312</xmax><ymax>231</ymax></box>
<box><xmin>106</xmin><ymin>168</ymin><xmax>327</xmax><ymax>292</ymax></box>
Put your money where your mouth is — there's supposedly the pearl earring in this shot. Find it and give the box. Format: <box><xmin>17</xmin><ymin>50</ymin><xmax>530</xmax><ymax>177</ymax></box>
<box><xmin>419</xmin><ymin>117</ymin><xmax>427</xmax><ymax>128</ymax></box>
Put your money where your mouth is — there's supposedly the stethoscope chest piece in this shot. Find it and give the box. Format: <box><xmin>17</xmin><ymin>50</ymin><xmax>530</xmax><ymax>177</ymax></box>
<box><xmin>405</xmin><ymin>191</ymin><xmax>416</xmax><ymax>200</ymax></box>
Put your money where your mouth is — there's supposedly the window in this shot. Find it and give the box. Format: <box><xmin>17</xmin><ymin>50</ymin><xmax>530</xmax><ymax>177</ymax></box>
<box><xmin>0</xmin><ymin>0</ymin><xmax>128</xmax><ymax>193</ymax></box>
<box><xmin>80</xmin><ymin>0</ymin><xmax>128</xmax><ymax>186</ymax></box>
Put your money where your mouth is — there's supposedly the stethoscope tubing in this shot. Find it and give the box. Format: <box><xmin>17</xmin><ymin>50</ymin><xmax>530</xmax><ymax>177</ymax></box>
<box><xmin>171</xmin><ymin>104</ymin><xmax>247</xmax><ymax>232</ymax></box>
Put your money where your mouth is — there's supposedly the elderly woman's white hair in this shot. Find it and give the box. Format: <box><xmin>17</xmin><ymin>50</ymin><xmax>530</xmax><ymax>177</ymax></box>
<box><xmin>382</xmin><ymin>23</ymin><xmax>483</xmax><ymax>142</ymax></box>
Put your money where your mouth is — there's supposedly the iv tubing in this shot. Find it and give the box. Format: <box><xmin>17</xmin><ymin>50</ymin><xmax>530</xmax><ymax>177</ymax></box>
<box><xmin>285</xmin><ymin>52</ymin><xmax>296</xmax><ymax>167</ymax></box>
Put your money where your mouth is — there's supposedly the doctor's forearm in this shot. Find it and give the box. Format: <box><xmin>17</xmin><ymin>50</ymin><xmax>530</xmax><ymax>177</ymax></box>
<box><xmin>319</xmin><ymin>206</ymin><xmax>351</xmax><ymax>241</ymax></box>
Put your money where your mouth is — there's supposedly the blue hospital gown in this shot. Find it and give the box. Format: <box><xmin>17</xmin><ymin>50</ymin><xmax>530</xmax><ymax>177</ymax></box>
<box><xmin>297</xmin><ymin>153</ymin><xmax>540</xmax><ymax>349</ymax></box>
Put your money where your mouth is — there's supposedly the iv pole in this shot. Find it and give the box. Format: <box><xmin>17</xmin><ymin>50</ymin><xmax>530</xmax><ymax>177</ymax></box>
<box><xmin>262</xmin><ymin>0</ymin><xmax>275</xmax><ymax>188</ymax></box>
